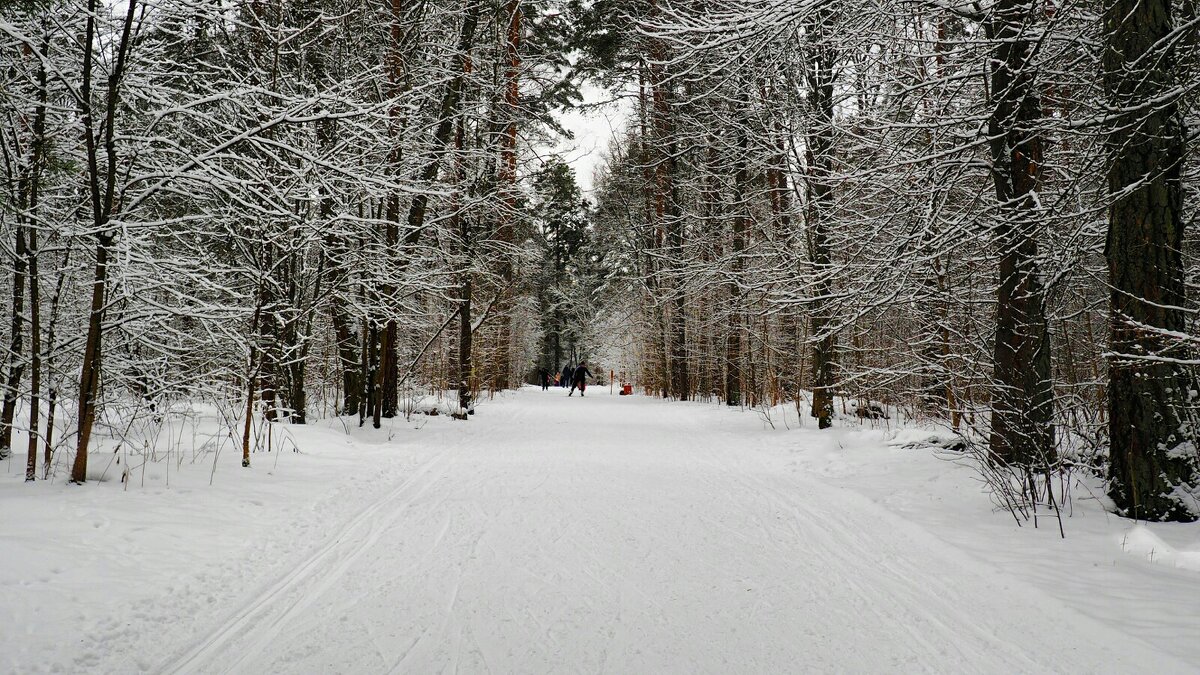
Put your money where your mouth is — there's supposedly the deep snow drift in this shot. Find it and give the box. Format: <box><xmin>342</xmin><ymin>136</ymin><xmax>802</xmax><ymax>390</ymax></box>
<box><xmin>1</xmin><ymin>387</ymin><xmax>1197</xmax><ymax>673</ymax></box>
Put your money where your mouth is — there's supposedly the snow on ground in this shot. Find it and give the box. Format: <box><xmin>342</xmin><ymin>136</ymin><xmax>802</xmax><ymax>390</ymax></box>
<box><xmin>1</xmin><ymin>387</ymin><xmax>1197</xmax><ymax>673</ymax></box>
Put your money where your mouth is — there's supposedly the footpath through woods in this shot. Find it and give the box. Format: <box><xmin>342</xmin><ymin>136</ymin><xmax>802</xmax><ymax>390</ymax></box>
<box><xmin>2</xmin><ymin>388</ymin><xmax>1197</xmax><ymax>673</ymax></box>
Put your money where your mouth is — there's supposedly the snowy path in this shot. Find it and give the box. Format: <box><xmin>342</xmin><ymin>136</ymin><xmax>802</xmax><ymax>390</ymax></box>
<box><xmin>139</xmin><ymin>388</ymin><xmax>1187</xmax><ymax>674</ymax></box>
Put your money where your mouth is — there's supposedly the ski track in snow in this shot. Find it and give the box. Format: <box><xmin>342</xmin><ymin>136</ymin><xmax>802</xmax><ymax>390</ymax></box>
<box><xmin>3</xmin><ymin>388</ymin><xmax>1196</xmax><ymax>673</ymax></box>
<box><xmin>161</xmin><ymin>448</ymin><xmax>456</xmax><ymax>674</ymax></box>
<box><xmin>138</xmin><ymin>389</ymin><xmax>1189</xmax><ymax>674</ymax></box>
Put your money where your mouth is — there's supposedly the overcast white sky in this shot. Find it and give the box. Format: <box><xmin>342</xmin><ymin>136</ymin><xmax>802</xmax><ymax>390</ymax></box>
<box><xmin>548</xmin><ymin>82</ymin><xmax>631</xmax><ymax>196</ymax></box>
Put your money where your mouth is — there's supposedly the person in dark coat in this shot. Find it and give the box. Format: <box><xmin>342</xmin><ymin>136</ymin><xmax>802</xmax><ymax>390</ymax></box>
<box><xmin>539</xmin><ymin>368</ymin><xmax>550</xmax><ymax>390</ymax></box>
<box><xmin>568</xmin><ymin>362</ymin><xmax>593</xmax><ymax>396</ymax></box>
<box><xmin>561</xmin><ymin>364</ymin><xmax>573</xmax><ymax>388</ymax></box>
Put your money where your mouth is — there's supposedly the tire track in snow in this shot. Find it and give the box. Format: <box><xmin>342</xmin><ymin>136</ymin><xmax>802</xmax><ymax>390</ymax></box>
<box><xmin>157</xmin><ymin>448</ymin><xmax>453</xmax><ymax>674</ymax></box>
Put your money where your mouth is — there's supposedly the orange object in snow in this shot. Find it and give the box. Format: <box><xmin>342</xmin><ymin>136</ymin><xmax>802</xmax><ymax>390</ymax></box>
<box><xmin>620</xmin><ymin>384</ymin><xmax>633</xmax><ymax>396</ymax></box>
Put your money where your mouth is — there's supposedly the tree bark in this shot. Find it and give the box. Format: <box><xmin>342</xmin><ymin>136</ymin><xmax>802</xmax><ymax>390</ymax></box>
<box><xmin>725</xmin><ymin>107</ymin><xmax>748</xmax><ymax>407</ymax></box>
<box><xmin>23</xmin><ymin>30</ymin><xmax>48</xmax><ymax>481</ymax></box>
<box><xmin>1</xmin><ymin>225</ymin><xmax>27</xmax><ymax>460</ymax></box>
<box><xmin>491</xmin><ymin>0</ymin><xmax>522</xmax><ymax>392</ymax></box>
<box><xmin>1103</xmin><ymin>0</ymin><xmax>1200</xmax><ymax>521</ymax></box>
<box><xmin>985</xmin><ymin>0</ymin><xmax>1055</xmax><ymax>466</ymax></box>
<box><xmin>806</xmin><ymin>11</ymin><xmax>837</xmax><ymax>429</ymax></box>
<box><xmin>647</xmin><ymin>7</ymin><xmax>688</xmax><ymax>401</ymax></box>
<box><xmin>386</xmin><ymin>1</ymin><xmax>481</xmax><ymax>414</ymax></box>
<box><xmin>25</xmin><ymin>220</ymin><xmax>41</xmax><ymax>481</ymax></box>
<box><xmin>72</xmin><ymin>0</ymin><xmax>138</xmax><ymax>483</ymax></box>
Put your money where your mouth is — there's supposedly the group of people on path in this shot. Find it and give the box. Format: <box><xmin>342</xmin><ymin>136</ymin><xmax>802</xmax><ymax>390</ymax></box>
<box><xmin>539</xmin><ymin>362</ymin><xmax>593</xmax><ymax>396</ymax></box>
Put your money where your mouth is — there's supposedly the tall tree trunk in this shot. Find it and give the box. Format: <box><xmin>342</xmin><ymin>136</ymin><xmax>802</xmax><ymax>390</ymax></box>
<box><xmin>241</xmin><ymin>275</ymin><xmax>268</xmax><ymax>468</ymax></box>
<box><xmin>73</xmin><ymin>236</ymin><xmax>111</xmax><ymax>482</ymax></box>
<box><xmin>1103</xmin><ymin>0</ymin><xmax>1200</xmax><ymax>521</ymax></box>
<box><xmin>390</xmin><ymin>1</ymin><xmax>482</xmax><ymax>412</ymax></box>
<box><xmin>331</xmin><ymin>300</ymin><xmax>361</xmax><ymax>416</ymax></box>
<box><xmin>375</xmin><ymin>0</ymin><xmax>421</xmax><ymax>421</ymax></box>
<box><xmin>1</xmin><ymin>225</ymin><xmax>27</xmax><ymax>460</ymax></box>
<box><xmin>806</xmin><ymin>11</ymin><xmax>837</xmax><ymax>429</ymax></box>
<box><xmin>985</xmin><ymin>0</ymin><xmax>1055</xmax><ymax>467</ymax></box>
<box><xmin>458</xmin><ymin>279</ymin><xmax>473</xmax><ymax>414</ymax></box>
<box><xmin>257</xmin><ymin>244</ymin><xmax>280</xmax><ymax>423</ymax></box>
<box><xmin>72</xmin><ymin>0</ymin><xmax>137</xmax><ymax>483</ymax></box>
<box><xmin>23</xmin><ymin>30</ymin><xmax>48</xmax><ymax>481</ymax></box>
<box><xmin>41</xmin><ymin>251</ymin><xmax>68</xmax><ymax>480</ymax></box>
<box><xmin>367</xmin><ymin>320</ymin><xmax>381</xmax><ymax>428</ymax></box>
<box><xmin>491</xmin><ymin>0</ymin><xmax>522</xmax><ymax>392</ymax></box>
<box><xmin>25</xmin><ymin>222</ymin><xmax>41</xmax><ymax>481</ymax></box>
<box><xmin>648</xmin><ymin>9</ymin><xmax>688</xmax><ymax>401</ymax></box>
<box><xmin>378</xmin><ymin>202</ymin><xmax>399</xmax><ymax>420</ymax></box>
<box><xmin>637</xmin><ymin>67</ymin><xmax>667</xmax><ymax>398</ymax></box>
<box><xmin>319</xmin><ymin>151</ymin><xmax>361</xmax><ymax>414</ymax></box>
<box><xmin>725</xmin><ymin>110</ymin><xmax>748</xmax><ymax>407</ymax></box>
<box><xmin>450</xmin><ymin>107</ymin><xmax>473</xmax><ymax>415</ymax></box>
<box><xmin>287</xmin><ymin>251</ymin><xmax>321</xmax><ymax>425</ymax></box>
<box><xmin>766</xmin><ymin>118</ymin><xmax>800</xmax><ymax>402</ymax></box>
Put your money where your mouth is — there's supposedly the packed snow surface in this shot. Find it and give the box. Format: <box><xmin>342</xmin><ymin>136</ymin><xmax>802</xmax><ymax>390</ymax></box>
<box><xmin>2</xmin><ymin>387</ymin><xmax>1198</xmax><ymax>673</ymax></box>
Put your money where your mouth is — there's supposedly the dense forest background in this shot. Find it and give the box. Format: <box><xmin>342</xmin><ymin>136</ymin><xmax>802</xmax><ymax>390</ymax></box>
<box><xmin>2</xmin><ymin>0</ymin><xmax>1199</xmax><ymax>522</ymax></box>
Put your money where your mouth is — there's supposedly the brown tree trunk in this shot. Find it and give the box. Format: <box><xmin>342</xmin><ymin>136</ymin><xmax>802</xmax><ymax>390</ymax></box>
<box><xmin>25</xmin><ymin>224</ymin><xmax>41</xmax><ymax>481</ymax></box>
<box><xmin>491</xmin><ymin>0</ymin><xmax>522</xmax><ymax>392</ymax></box>
<box><xmin>73</xmin><ymin>236</ymin><xmax>111</xmax><ymax>482</ymax></box>
<box><xmin>985</xmin><ymin>0</ymin><xmax>1055</xmax><ymax>467</ymax></box>
<box><xmin>725</xmin><ymin>109</ymin><xmax>748</xmax><ymax>407</ymax></box>
<box><xmin>458</xmin><ymin>277</ymin><xmax>473</xmax><ymax>414</ymax></box>
<box><xmin>72</xmin><ymin>0</ymin><xmax>138</xmax><ymax>483</ymax></box>
<box><xmin>331</xmin><ymin>301</ymin><xmax>361</xmax><ymax>416</ymax></box>
<box><xmin>648</xmin><ymin>8</ymin><xmax>688</xmax><ymax>401</ymax></box>
<box><xmin>1</xmin><ymin>225</ymin><xmax>27</xmax><ymax>460</ymax></box>
<box><xmin>450</xmin><ymin>107</ymin><xmax>473</xmax><ymax>416</ymax></box>
<box><xmin>806</xmin><ymin>11</ymin><xmax>837</xmax><ymax>429</ymax></box>
<box><xmin>1103</xmin><ymin>0</ymin><xmax>1199</xmax><ymax>521</ymax></box>
<box><xmin>391</xmin><ymin>1</ymin><xmax>481</xmax><ymax>412</ymax></box>
<box><xmin>23</xmin><ymin>32</ymin><xmax>48</xmax><ymax>481</ymax></box>
<box><xmin>41</xmin><ymin>253</ymin><xmax>68</xmax><ymax>480</ymax></box>
<box><xmin>766</xmin><ymin>117</ymin><xmax>800</xmax><ymax>402</ymax></box>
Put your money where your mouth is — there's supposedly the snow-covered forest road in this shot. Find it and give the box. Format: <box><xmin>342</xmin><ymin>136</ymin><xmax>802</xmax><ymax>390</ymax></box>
<box><xmin>3</xmin><ymin>388</ymin><xmax>1197</xmax><ymax>673</ymax></box>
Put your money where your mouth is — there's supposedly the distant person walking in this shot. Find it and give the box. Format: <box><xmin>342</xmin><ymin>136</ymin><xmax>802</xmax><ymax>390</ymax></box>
<box><xmin>539</xmin><ymin>368</ymin><xmax>550</xmax><ymax>390</ymax></box>
<box><xmin>561</xmin><ymin>364</ymin><xmax>573</xmax><ymax>388</ymax></box>
<box><xmin>569</xmin><ymin>362</ymin><xmax>593</xmax><ymax>397</ymax></box>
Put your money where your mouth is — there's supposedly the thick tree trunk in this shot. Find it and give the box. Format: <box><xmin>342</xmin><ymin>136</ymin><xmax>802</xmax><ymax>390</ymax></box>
<box><xmin>985</xmin><ymin>0</ymin><xmax>1055</xmax><ymax>466</ymax></box>
<box><xmin>491</xmin><ymin>0</ymin><xmax>522</xmax><ymax>392</ymax></box>
<box><xmin>380</xmin><ymin>194</ymin><xmax>399</xmax><ymax>419</ymax></box>
<box><xmin>648</xmin><ymin>22</ymin><xmax>688</xmax><ymax>401</ymax></box>
<box><xmin>1103</xmin><ymin>0</ymin><xmax>1200</xmax><ymax>521</ymax></box>
<box><xmin>806</xmin><ymin>14</ymin><xmax>836</xmax><ymax>429</ymax></box>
